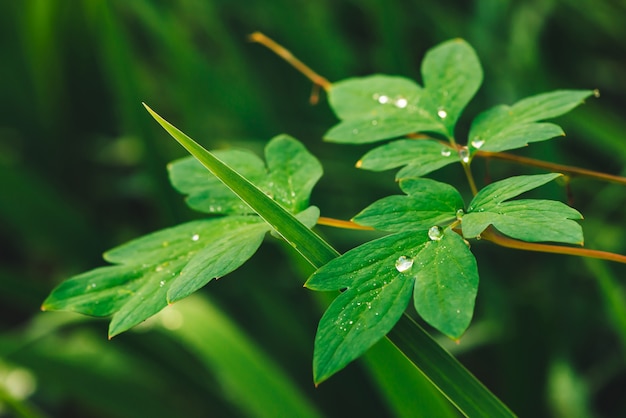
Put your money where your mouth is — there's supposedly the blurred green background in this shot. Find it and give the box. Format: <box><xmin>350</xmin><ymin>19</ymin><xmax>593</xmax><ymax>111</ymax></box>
<box><xmin>1</xmin><ymin>0</ymin><xmax>626</xmax><ymax>416</ymax></box>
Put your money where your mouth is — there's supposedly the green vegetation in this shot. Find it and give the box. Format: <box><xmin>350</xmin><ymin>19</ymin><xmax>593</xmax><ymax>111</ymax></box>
<box><xmin>2</xmin><ymin>1</ymin><xmax>626</xmax><ymax>417</ymax></box>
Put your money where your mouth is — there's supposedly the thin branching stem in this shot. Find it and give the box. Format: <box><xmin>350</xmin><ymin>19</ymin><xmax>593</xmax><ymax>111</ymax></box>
<box><xmin>480</xmin><ymin>226</ymin><xmax>626</xmax><ymax>264</ymax></box>
<box><xmin>249</xmin><ymin>32</ymin><xmax>332</xmax><ymax>92</ymax></box>
<box><xmin>477</xmin><ymin>151</ymin><xmax>626</xmax><ymax>186</ymax></box>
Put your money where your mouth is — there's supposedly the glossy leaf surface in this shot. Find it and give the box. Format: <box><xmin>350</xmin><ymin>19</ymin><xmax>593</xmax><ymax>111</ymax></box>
<box><xmin>325</xmin><ymin>39</ymin><xmax>482</xmax><ymax>143</ymax></box>
<box><xmin>463</xmin><ymin>174</ymin><xmax>583</xmax><ymax>243</ymax></box>
<box><xmin>353</xmin><ymin>178</ymin><xmax>463</xmax><ymax>231</ymax></box>
<box><xmin>469</xmin><ymin>90</ymin><xmax>594</xmax><ymax>153</ymax></box>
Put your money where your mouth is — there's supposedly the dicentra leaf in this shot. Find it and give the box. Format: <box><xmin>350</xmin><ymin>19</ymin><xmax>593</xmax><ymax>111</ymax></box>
<box><xmin>469</xmin><ymin>90</ymin><xmax>594</xmax><ymax>153</ymax></box>
<box><xmin>325</xmin><ymin>39</ymin><xmax>482</xmax><ymax>144</ymax></box>
<box><xmin>463</xmin><ymin>174</ymin><xmax>583</xmax><ymax>243</ymax></box>
<box><xmin>357</xmin><ymin>139</ymin><xmax>459</xmax><ymax>179</ymax></box>
<box><xmin>306</xmin><ymin>228</ymin><xmax>479</xmax><ymax>383</ymax></box>
<box><xmin>42</xmin><ymin>217</ymin><xmax>269</xmax><ymax>337</ymax></box>
<box><xmin>353</xmin><ymin>178</ymin><xmax>463</xmax><ymax>231</ymax></box>
<box><xmin>169</xmin><ymin>134</ymin><xmax>322</xmax><ymax>214</ymax></box>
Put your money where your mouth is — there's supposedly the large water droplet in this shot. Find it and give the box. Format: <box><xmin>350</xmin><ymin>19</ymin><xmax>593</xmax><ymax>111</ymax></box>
<box><xmin>437</xmin><ymin>108</ymin><xmax>448</xmax><ymax>119</ymax></box>
<box><xmin>395</xmin><ymin>256</ymin><xmax>413</xmax><ymax>272</ymax></box>
<box><xmin>428</xmin><ymin>226</ymin><xmax>443</xmax><ymax>241</ymax></box>
<box><xmin>471</xmin><ymin>137</ymin><xmax>485</xmax><ymax>149</ymax></box>
<box><xmin>441</xmin><ymin>148</ymin><xmax>452</xmax><ymax>157</ymax></box>
<box><xmin>458</xmin><ymin>147</ymin><xmax>470</xmax><ymax>163</ymax></box>
<box><xmin>191</xmin><ymin>234</ymin><xmax>200</xmax><ymax>241</ymax></box>
<box><xmin>394</xmin><ymin>97</ymin><xmax>408</xmax><ymax>108</ymax></box>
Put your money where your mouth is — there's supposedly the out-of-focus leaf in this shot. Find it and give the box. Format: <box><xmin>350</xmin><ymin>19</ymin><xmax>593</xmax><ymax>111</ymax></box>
<box><xmin>469</xmin><ymin>90</ymin><xmax>594</xmax><ymax>153</ymax></box>
<box><xmin>325</xmin><ymin>39</ymin><xmax>482</xmax><ymax>143</ymax></box>
<box><xmin>353</xmin><ymin>178</ymin><xmax>463</xmax><ymax>231</ymax></box>
<box><xmin>463</xmin><ymin>174</ymin><xmax>583</xmax><ymax>243</ymax></box>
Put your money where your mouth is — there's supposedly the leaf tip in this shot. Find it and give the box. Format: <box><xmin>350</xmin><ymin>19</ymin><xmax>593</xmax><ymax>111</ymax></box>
<box><xmin>593</xmin><ymin>89</ymin><xmax>600</xmax><ymax>98</ymax></box>
<box><xmin>355</xmin><ymin>160</ymin><xmax>363</xmax><ymax>168</ymax></box>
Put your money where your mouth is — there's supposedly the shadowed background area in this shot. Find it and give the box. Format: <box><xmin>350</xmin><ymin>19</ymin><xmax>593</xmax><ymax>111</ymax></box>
<box><xmin>1</xmin><ymin>1</ymin><xmax>625</xmax><ymax>417</ymax></box>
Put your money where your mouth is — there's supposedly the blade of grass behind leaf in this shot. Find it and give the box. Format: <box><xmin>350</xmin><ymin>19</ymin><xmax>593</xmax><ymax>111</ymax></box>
<box><xmin>144</xmin><ymin>104</ymin><xmax>516</xmax><ymax>417</ymax></box>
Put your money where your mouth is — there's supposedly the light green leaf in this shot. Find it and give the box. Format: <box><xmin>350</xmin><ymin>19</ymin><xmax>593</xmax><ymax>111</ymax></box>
<box><xmin>469</xmin><ymin>90</ymin><xmax>594</xmax><ymax>153</ymax></box>
<box><xmin>353</xmin><ymin>178</ymin><xmax>463</xmax><ymax>232</ymax></box>
<box><xmin>357</xmin><ymin>139</ymin><xmax>459</xmax><ymax>179</ymax></box>
<box><xmin>421</xmin><ymin>38</ymin><xmax>483</xmax><ymax>135</ymax></box>
<box><xmin>463</xmin><ymin>174</ymin><xmax>583</xmax><ymax>243</ymax></box>
<box><xmin>413</xmin><ymin>230</ymin><xmax>479</xmax><ymax>338</ymax></box>
<box><xmin>462</xmin><ymin>200</ymin><xmax>583</xmax><ymax>244</ymax></box>
<box><xmin>169</xmin><ymin>134</ymin><xmax>322</xmax><ymax>214</ymax></box>
<box><xmin>325</xmin><ymin>39</ymin><xmax>482</xmax><ymax>143</ymax></box>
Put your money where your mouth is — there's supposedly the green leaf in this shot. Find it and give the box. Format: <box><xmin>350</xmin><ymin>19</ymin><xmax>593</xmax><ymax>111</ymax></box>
<box><xmin>469</xmin><ymin>90</ymin><xmax>594</xmax><ymax>153</ymax></box>
<box><xmin>325</xmin><ymin>39</ymin><xmax>482</xmax><ymax>143</ymax></box>
<box><xmin>353</xmin><ymin>178</ymin><xmax>463</xmax><ymax>231</ymax></box>
<box><xmin>357</xmin><ymin>139</ymin><xmax>459</xmax><ymax>179</ymax></box>
<box><xmin>412</xmin><ymin>230</ymin><xmax>478</xmax><ymax>338</ymax></box>
<box><xmin>145</xmin><ymin>105</ymin><xmax>515</xmax><ymax>416</ymax></box>
<box><xmin>463</xmin><ymin>174</ymin><xmax>583</xmax><ymax>243</ymax></box>
<box><xmin>307</xmin><ymin>228</ymin><xmax>478</xmax><ymax>382</ymax></box>
<box><xmin>42</xmin><ymin>218</ymin><xmax>270</xmax><ymax>337</ymax></box>
<box><xmin>169</xmin><ymin>134</ymin><xmax>322</xmax><ymax>214</ymax></box>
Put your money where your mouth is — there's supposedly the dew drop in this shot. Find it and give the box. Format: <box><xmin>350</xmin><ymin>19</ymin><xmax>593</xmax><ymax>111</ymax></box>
<box><xmin>437</xmin><ymin>108</ymin><xmax>448</xmax><ymax>119</ymax></box>
<box><xmin>90</xmin><ymin>283</ymin><xmax>97</xmax><ymax>289</ymax></box>
<box><xmin>458</xmin><ymin>147</ymin><xmax>470</xmax><ymax>163</ymax></box>
<box><xmin>394</xmin><ymin>97</ymin><xmax>408</xmax><ymax>108</ymax></box>
<box><xmin>471</xmin><ymin>137</ymin><xmax>485</xmax><ymax>149</ymax></box>
<box><xmin>441</xmin><ymin>148</ymin><xmax>452</xmax><ymax>157</ymax></box>
<box><xmin>456</xmin><ymin>209</ymin><xmax>464</xmax><ymax>220</ymax></box>
<box><xmin>428</xmin><ymin>226</ymin><xmax>443</xmax><ymax>241</ymax></box>
<box><xmin>191</xmin><ymin>234</ymin><xmax>200</xmax><ymax>241</ymax></box>
<box><xmin>395</xmin><ymin>256</ymin><xmax>414</xmax><ymax>272</ymax></box>
<box><xmin>159</xmin><ymin>280</ymin><xmax>166</xmax><ymax>287</ymax></box>
<box><xmin>352</xmin><ymin>128</ymin><xmax>359</xmax><ymax>135</ymax></box>
<box><xmin>371</xmin><ymin>120</ymin><xmax>378</xmax><ymax>126</ymax></box>
<box><xmin>377</xmin><ymin>95</ymin><xmax>390</xmax><ymax>104</ymax></box>
<box><xmin>155</xmin><ymin>265</ymin><xmax>163</xmax><ymax>272</ymax></box>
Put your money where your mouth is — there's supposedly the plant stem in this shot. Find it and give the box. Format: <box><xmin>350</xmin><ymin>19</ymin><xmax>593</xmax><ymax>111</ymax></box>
<box><xmin>248</xmin><ymin>32</ymin><xmax>332</xmax><ymax>91</ymax></box>
<box><xmin>462</xmin><ymin>161</ymin><xmax>478</xmax><ymax>196</ymax></box>
<box><xmin>480</xmin><ymin>226</ymin><xmax>626</xmax><ymax>264</ymax></box>
<box><xmin>476</xmin><ymin>151</ymin><xmax>626</xmax><ymax>186</ymax></box>
<box><xmin>317</xmin><ymin>216</ymin><xmax>374</xmax><ymax>230</ymax></box>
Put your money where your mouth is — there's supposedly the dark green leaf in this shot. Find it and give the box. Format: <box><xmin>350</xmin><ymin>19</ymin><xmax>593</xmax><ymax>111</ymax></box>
<box><xmin>469</xmin><ymin>90</ymin><xmax>594</xmax><ymax>153</ymax></box>
<box><xmin>412</xmin><ymin>230</ymin><xmax>478</xmax><ymax>338</ymax></box>
<box><xmin>463</xmin><ymin>174</ymin><xmax>583</xmax><ymax>243</ymax></box>
<box><xmin>325</xmin><ymin>39</ymin><xmax>482</xmax><ymax>144</ymax></box>
<box><xmin>357</xmin><ymin>139</ymin><xmax>459</xmax><ymax>179</ymax></box>
<box><xmin>353</xmin><ymin>178</ymin><xmax>463</xmax><ymax>231</ymax></box>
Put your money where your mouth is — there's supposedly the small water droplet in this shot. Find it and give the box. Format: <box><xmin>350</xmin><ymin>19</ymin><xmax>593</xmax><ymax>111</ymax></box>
<box><xmin>377</xmin><ymin>95</ymin><xmax>390</xmax><ymax>104</ymax></box>
<box><xmin>437</xmin><ymin>108</ymin><xmax>447</xmax><ymax>119</ymax></box>
<box><xmin>428</xmin><ymin>226</ymin><xmax>443</xmax><ymax>241</ymax></box>
<box><xmin>371</xmin><ymin>120</ymin><xmax>378</xmax><ymax>126</ymax></box>
<box><xmin>90</xmin><ymin>283</ymin><xmax>97</xmax><ymax>289</ymax></box>
<box><xmin>458</xmin><ymin>147</ymin><xmax>470</xmax><ymax>163</ymax></box>
<box><xmin>352</xmin><ymin>128</ymin><xmax>359</xmax><ymax>135</ymax></box>
<box><xmin>348</xmin><ymin>320</ymin><xmax>354</xmax><ymax>325</ymax></box>
<box><xmin>471</xmin><ymin>137</ymin><xmax>485</xmax><ymax>149</ymax></box>
<box><xmin>395</xmin><ymin>256</ymin><xmax>414</xmax><ymax>272</ymax></box>
<box><xmin>159</xmin><ymin>280</ymin><xmax>166</xmax><ymax>287</ymax></box>
<box><xmin>191</xmin><ymin>234</ymin><xmax>200</xmax><ymax>241</ymax></box>
<box><xmin>456</xmin><ymin>309</ymin><xmax>461</xmax><ymax>314</ymax></box>
<box><xmin>456</xmin><ymin>209</ymin><xmax>464</xmax><ymax>220</ymax></box>
<box><xmin>441</xmin><ymin>148</ymin><xmax>451</xmax><ymax>157</ymax></box>
<box><xmin>155</xmin><ymin>265</ymin><xmax>163</xmax><ymax>272</ymax></box>
<box><xmin>394</xmin><ymin>97</ymin><xmax>408</xmax><ymax>108</ymax></box>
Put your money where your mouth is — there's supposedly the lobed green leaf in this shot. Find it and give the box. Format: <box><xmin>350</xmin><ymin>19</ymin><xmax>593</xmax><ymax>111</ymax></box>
<box><xmin>469</xmin><ymin>90</ymin><xmax>594</xmax><ymax>153</ymax></box>
<box><xmin>325</xmin><ymin>39</ymin><xmax>482</xmax><ymax>144</ymax></box>
<box><xmin>463</xmin><ymin>174</ymin><xmax>583</xmax><ymax>244</ymax></box>
<box><xmin>357</xmin><ymin>139</ymin><xmax>459</xmax><ymax>179</ymax></box>
<box><xmin>353</xmin><ymin>178</ymin><xmax>463</xmax><ymax>231</ymax></box>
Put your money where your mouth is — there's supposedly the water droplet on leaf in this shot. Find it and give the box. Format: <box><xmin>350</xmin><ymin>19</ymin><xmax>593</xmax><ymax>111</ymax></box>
<box><xmin>471</xmin><ymin>137</ymin><xmax>485</xmax><ymax>149</ymax></box>
<box><xmin>371</xmin><ymin>120</ymin><xmax>378</xmax><ymax>126</ymax></box>
<box><xmin>352</xmin><ymin>128</ymin><xmax>359</xmax><ymax>135</ymax></box>
<box><xmin>395</xmin><ymin>256</ymin><xmax>413</xmax><ymax>272</ymax></box>
<box><xmin>456</xmin><ymin>209</ymin><xmax>464</xmax><ymax>220</ymax></box>
<box><xmin>191</xmin><ymin>234</ymin><xmax>200</xmax><ymax>241</ymax></box>
<box><xmin>458</xmin><ymin>147</ymin><xmax>470</xmax><ymax>163</ymax></box>
<box><xmin>428</xmin><ymin>226</ymin><xmax>443</xmax><ymax>241</ymax></box>
<box><xmin>441</xmin><ymin>148</ymin><xmax>451</xmax><ymax>157</ymax></box>
<box><xmin>159</xmin><ymin>280</ymin><xmax>166</xmax><ymax>287</ymax></box>
<box><xmin>437</xmin><ymin>108</ymin><xmax>447</xmax><ymax>119</ymax></box>
<box><xmin>394</xmin><ymin>97</ymin><xmax>408</xmax><ymax>108</ymax></box>
<box><xmin>377</xmin><ymin>95</ymin><xmax>390</xmax><ymax>104</ymax></box>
